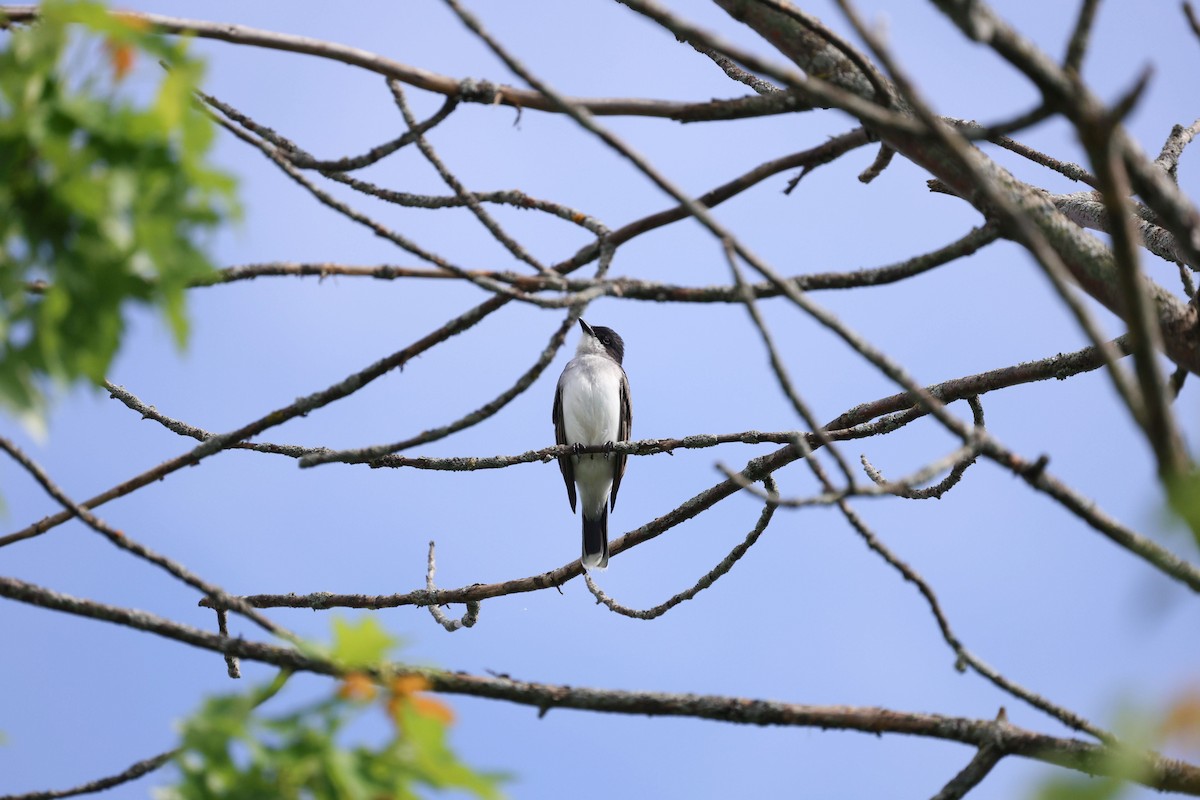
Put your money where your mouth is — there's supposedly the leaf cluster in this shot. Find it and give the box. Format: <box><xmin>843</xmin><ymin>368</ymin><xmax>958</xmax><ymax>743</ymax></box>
<box><xmin>0</xmin><ymin>0</ymin><xmax>236</xmax><ymax>416</ymax></box>
<box><xmin>158</xmin><ymin>618</ymin><xmax>505</xmax><ymax>800</ymax></box>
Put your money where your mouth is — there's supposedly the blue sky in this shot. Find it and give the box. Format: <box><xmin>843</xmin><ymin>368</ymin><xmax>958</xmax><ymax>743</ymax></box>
<box><xmin>3</xmin><ymin>1</ymin><xmax>1199</xmax><ymax>798</ymax></box>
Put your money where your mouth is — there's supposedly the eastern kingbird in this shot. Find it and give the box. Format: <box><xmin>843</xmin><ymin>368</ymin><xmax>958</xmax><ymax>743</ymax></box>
<box><xmin>553</xmin><ymin>319</ymin><xmax>632</xmax><ymax>570</ymax></box>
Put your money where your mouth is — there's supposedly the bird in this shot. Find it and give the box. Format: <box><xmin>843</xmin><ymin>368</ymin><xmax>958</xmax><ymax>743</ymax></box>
<box><xmin>552</xmin><ymin>319</ymin><xmax>632</xmax><ymax>570</ymax></box>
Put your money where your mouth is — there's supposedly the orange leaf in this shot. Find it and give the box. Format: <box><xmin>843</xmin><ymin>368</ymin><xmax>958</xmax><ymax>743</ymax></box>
<box><xmin>1161</xmin><ymin>690</ymin><xmax>1200</xmax><ymax>752</ymax></box>
<box><xmin>337</xmin><ymin>671</ymin><xmax>377</xmax><ymax>703</ymax></box>
<box><xmin>390</xmin><ymin>674</ymin><xmax>431</xmax><ymax>698</ymax></box>
<box><xmin>103</xmin><ymin>39</ymin><xmax>136</xmax><ymax>81</ymax></box>
<box><xmin>411</xmin><ymin>695</ymin><xmax>455</xmax><ymax>725</ymax></box>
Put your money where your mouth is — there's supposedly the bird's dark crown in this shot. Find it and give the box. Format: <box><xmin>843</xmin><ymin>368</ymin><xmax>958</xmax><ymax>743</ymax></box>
<box><xmin>590</xmin><ymin>325</ymin><xmax>624</xmax><ymax>365</ymax></box>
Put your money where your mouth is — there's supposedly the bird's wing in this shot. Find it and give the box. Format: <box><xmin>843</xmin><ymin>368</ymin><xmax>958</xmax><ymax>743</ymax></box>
<box><xmin>552</xmin><ymin>377</ymin><xmax>576</xmax><ymax>513</ymax></box>
<box><xmin>610</xmin><ymin>368</ymin><xmax>632</xmax><ymax>511</ymax></box>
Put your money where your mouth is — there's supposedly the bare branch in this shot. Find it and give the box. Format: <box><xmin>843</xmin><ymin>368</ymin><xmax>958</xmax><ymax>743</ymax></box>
<box><xmin>1055</xmin><ymin>191</ymin><xmax>1196</xmax><ymax>268</ymax></box>
<box><xmin>860</xmin><ymin>396</ymin><xmax>985</xmax><ymax>500</ymax></box>
<box><xmin>1063</xmin><ymin>0</ymin><xmax>1102</xmax><ymax>75</ymax></box>
<box><xmin>688</xmin><ymin>41</ymin><xmax>782</xmax><ymax>95</ymax></box>
<box><xmin>388</xmin><ymin>79</ymin><xmax>555</xmax><ymax>277</ymax></box>
<box><xmin>0</xmin><ymin>436</ymin><xmax>288</xmax><ymax>639</ymax></box>
<box><xmin>0</xmin><ymin>294</ymin><xmax>511</xmax><ymax>548</ymax></box>
<box><xmin>831</xmin><ymin>0</ymin><xmax>1156</xmax><ymax>467</ymax></box>
<box><xmin>0</xmin><ymin>5</ymin><xmax>807</xmax><ymax>123</ymax></box>
<box><xmin>829</xmin><ymin>476</ymin><xmax>1112</xmax><ymax>741</ymax></box>
<box><xmin>201</xmin><ymin>91</ymin><xmax>553</xmax><ymax>305</ymax></box>
<box><xmin>858</xmin><ymin>143</ymin><xmax>896</xmax><ymax>183</ymax></box>
<box><xmin>925</xmin><ymin>0</ymin><xmax>1200</xmax><ymax>280</ymax></box>
<box><xmin>286</xmin><ymin>96</ymin><xmax>458</xmax><ymax>172</ymax></box>
<box><xmin>946</xmin><ymin>118</ymin><xmax>1098</xmax><ymax>186</ymax></box>
<box><xmin>584</xmin><ymin>476</ymin><xmax>777</xmax><ymax>619</ymax></box>
<box><xmin>726</xmin><ymin>240</ymin><xmax>857</xmax><ymax>487</ymax></box>
<box><xmin>443</xmin><ymin>0</ymin><xmax>986</xmax><ymax>469</ymax></box>
<box><xmin>929</xmin><ymin>740</ymin><xmax>1005</xmax><ymax>800</ymax></box>
<box><xmin>723</xmin><ymin>439</ymin><xmax>982</xmax><ymax>508</ymax></box>
<box><xmin>424</xmin><ymin>541</ymin><xmax>480</xmax><ymax>632</ymax></box>
<box><xmin>215</xmin><ymin>608</ymin><xmax>241</xmax><ymax>679</ymax></box>
<box><xmin>824</xmin><ymin>336</ymin><xmax>1131</xmax><ymax>430</ymax></box>
<box><xmin>200</xmin><ymin>223</ymin><xmax>998</xmax><ymax>302</ymax></box>
<box><xmin>0</xmin><ymin>750</ymin><xmax>177</xmax><ymax>800</ymax></box>
<box><xmin>1079</xmin><ymin>110</ymin><xmax>1189</xmax><ymax>476</ymax></box>
<box><xmin>1187</xmin><ymin>2</ymin><xmax>1200</xmax><ymax>41</ymax></box>
<box><xmin>298</xmin><ymin>306</ymin><xmax>585</xmax><ymax>467</ymax></box>
<box><xmin>5</xmin><ymin>574</ymin><xmax>1200</xmax><ymax>792</ymax></box>
<box><xmin>1155</xmin><ymin>119</ymin><xmax>1200</xmax><ymax>182</ymax></box>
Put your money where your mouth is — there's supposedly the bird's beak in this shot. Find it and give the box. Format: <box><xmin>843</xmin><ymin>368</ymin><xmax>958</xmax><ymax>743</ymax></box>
<box><xmin>578</xmin><ymin>319</ymin><xmax>594</xmax><ymax>337</ymax></box>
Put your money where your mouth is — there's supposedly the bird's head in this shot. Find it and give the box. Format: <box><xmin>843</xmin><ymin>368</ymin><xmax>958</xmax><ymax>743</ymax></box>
<box><xmin>578</xmin><ymin>319</ymin><xmax>625</xmax><ymax>365</ymax></box>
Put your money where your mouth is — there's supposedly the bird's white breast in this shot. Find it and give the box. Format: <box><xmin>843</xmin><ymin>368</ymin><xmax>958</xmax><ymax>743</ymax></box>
<box><xmin>560</xmin><ymin>354</ymin><xmax>622</xmax><ymax>446</ymax></box>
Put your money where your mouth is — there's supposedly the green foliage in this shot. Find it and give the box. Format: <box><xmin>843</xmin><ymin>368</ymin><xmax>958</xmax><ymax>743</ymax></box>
<box><xmin>159</xmin><ymin>619</ymin><xmax>506</xmax><ymax>800</ymax></box>
<box><xmin>1166</xmin><ymin>469</ymin><xmax>1200</xmax><ymax>548</ymax></box>
<box><xmin>331</xmin><ymin>615</ymin><xmax>402</xmax><ymax>668</ymax></box>
<box><xmin>1034</xmin><ymin>707</ymin><xmax>1163</xmax><ymax>800</ymax></box>
<box><xmin>0</xmin><ymin>0</ymin><xmax>236</xmax><ymax>417</ymax></box>
<box><xmin>1034</xmin><ymin>776</ymin><xmax>1129</xmax><ymax>800</ymax></box>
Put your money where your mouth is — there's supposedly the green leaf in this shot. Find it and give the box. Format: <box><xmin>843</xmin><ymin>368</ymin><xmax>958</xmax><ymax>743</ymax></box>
<box><xmin>1035</xmin><ymin>776</ymin><xmax>1129</xmax><ymax>800</ymax></box>
<box><xmin>1166</xmin><ymin>469</ymin><xmax>1200</xmax><ymax>548</ymax></box>
<box><xmin>162</xmin><ymin>626</ymin><xmax>506</xmax><ymax>800</ymax></box>
<box><xmin>0</xmin><ymin>0</ymin><xmax>237</xmax><ymax>421</ymax></box>
<box><xmin>330</xmin><ymin>616</ymin><xmax>401</xmax><ymax>669</ymax></box>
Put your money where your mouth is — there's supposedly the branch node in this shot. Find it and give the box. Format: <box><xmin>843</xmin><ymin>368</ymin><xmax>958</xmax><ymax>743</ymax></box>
<box><xmin>215</xmin><ymin>607</ymin><xmax>242</xmax><ymax>679</ymax></box>
<box><xmin>1021</xmin><ymin>454</ymin><xmax>1050</xmax><ymax>481</ymax></box>
<box><xmin>457</xmin><ymin>76</ymin><xmax>501</xmax><ymax>104</ymax></box>
<box><xmin>424</xmin><ymin>540</ymin><xmax>480</xmax><ymax>631</ymax></box>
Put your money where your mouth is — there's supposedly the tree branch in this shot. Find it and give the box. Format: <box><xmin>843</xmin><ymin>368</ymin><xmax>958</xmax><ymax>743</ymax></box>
<box><xmin>584</xmin><ymin>476</ymin><xmax>778</xmax><ymax>619</ymax></box>
<box><xmin>4</xmin><ymin>574</ymin><xmax>1200</xmax><ymax>793</ymax></box>
<box><xmin>0</xmin><ymin>750</ymin><xmax>177</xmax><ymax>800</ymax></box>
<box><xmin>0</xmin><ymin>5</ymin><xmax>808</xmax><ymax>123</ymax></box>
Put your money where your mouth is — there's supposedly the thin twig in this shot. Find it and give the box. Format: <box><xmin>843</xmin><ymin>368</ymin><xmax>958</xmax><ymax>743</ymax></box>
<box><xmin>688</xmin><ymin>42</ymin><xmax>781</xmax><ymax>95</ymax></box>
<box><xmin>215</xmin><ymin>607</ymin><xmax>241</xmax><ymax>679</ymax></box>
<box><xmin>0</xmin><ymin>436</ymin><xmax>288</xmax><ymax>639</ymax></box>
<box><xmin>1054</xmin><ymin>191</ymin><xmax>1195</xmax><ymax>268</ymax></box>
<box><xmin>0</xmin><ymin>294</ymin><xmax>512</xmax><ymax>548</ymax></box>
<box><xmin>1155</xmin><ymin>119</ymin><xmax>1200</xmax><ymax>182</ymax></box>
<box><xmin>832</xmin><ymin>0</ymin><xmax>1146</xmax><ymax>457</ymax></box>
<box><xmin>858</xmin><ymin>143</ymin><xmax>895</xmax><ymax>183</ymax></box>
<box><xmin>929</xmin><ymin>741</ymin><xmax>1005</xmax><ymax>800</ymax></box>
<box><xmin>0</xmin><ymin>6</ymin><xmax>810</xmax><ymax>122</ymax></box>
<box><xmin>290</xmin><ymin>96</ymin><xmax>459</xmax><ymax>171</ymax></box>
<box><xmin>298</xmin><ymin>306</ymin><xmax>585</xmax><ymax>467</ymax></box>
<box><xmin>833</xmin><ymin>468</ymin><xmax>1111</xmax><ymax>741</ymax></box>
<box><xmin>584</xmin><ymin>476</ymin><xmax>777</xmax><ymax>618</ymax></box>
<box><xmin>1081</xmin><ymin>106</ymin><xmax>1189</xmax><ymax>476</ymax></box>
<box><xmin>721</xmin><ymin>439</ymin><xmax>982</xmax><ymax>508</ymax></box>
<box><xmin>424</xmin><ymin>541</ymin><xmax>479</xmax><ymax>632</ymax></box>
<box><xmin>945</xmin><ymin>118</ymin><xmax>1098</xmax><ymax>186</ymax></box>
<box><xmin>860</xmin><ymin>396</ymin><xmax>985</xmax><ymax>500</ymax></box>
<box><xmin>1063</xmin><ymin>0</ymin><xmax>1102</xmax><ymax>75</ymax></box>
<box><xmin>1187</xmin><ymin>2</ymin><xmax>1200</xmax><ymax>41</ymax></box>
<box><xmin>0</xmin><ymin>749</ymin><xmax>178</xmax><ymax>800</ymax></box>
<box><xmin>443</xmin><ymin>0</ymin><xmax>975</xmax><ymax>462</ymax></box>
<box><xmin>726</xmin><ymin>241</ymin><xmax>857</xmax><ymax>488</ymax></box>
<box><xmin>388</xmin><ymin>79</ymin><xmax>556</xmax><ymax>277</ymax></box>
<box><xmin>195</xmin><ymin>223</ymin><xmax>997</xmax><ymax>301</ymax></box>
<box><xmin>201</xmin><ymin>91</ymin><xmax>556</xmax><ymax>306</ymax></box>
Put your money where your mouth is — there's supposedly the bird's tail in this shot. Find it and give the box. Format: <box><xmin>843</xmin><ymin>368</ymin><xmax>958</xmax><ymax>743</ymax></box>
<box><xmin>581</xmin><ymin>507</ymin><xmax>609</xmax><ymax>570</ymax></box>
